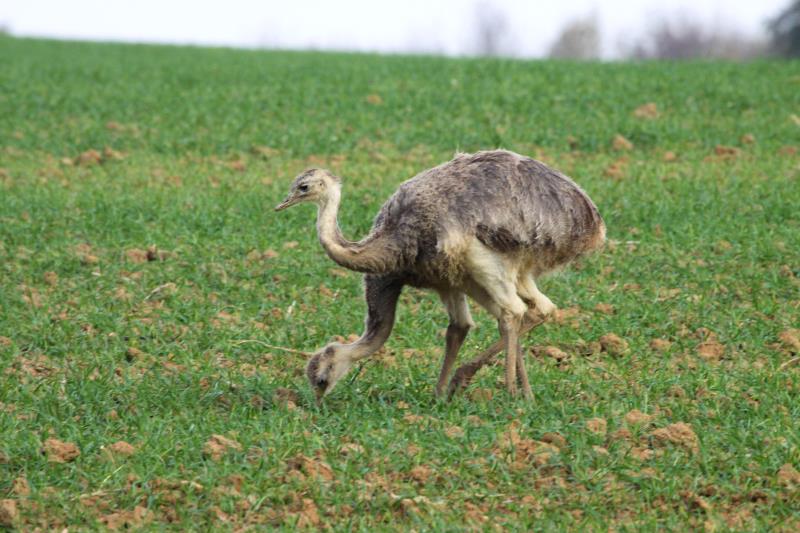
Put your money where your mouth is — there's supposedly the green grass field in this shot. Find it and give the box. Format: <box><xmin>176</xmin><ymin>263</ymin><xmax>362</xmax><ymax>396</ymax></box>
<box><xmin>1</xmin><ymin>36</ymin><xmax>799</xmax><ymax>530</ymax></box>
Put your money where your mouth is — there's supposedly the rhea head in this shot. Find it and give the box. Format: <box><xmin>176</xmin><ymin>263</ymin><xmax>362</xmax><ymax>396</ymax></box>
<box><xmin>305</xmin><ymin>342</ymin><xmax>357</xmax><ymax>401</ymax></box>
<box><xmin>274</xmin><ymin>168</ymin><xmax>340</xmax><ymax>211</ymax></box>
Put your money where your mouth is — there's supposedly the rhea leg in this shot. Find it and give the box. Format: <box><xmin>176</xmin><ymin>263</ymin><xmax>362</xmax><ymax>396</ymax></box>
<box><xmin>436</xmin><ymin>290</ymin><xmax>474</xmax><ymax>397</ymax></box>
<box><xmin>460</xmin><ymin>243</ymin><xmax>528</xmax><ymax>397</ymax></box>
<box><xmin>515</xmin><ymin>339</ymin><xmax>533</xmax><ymax>398</ymax></box>
<box><xmin>447</xmin><ymin>308</ymin><xmax>546</xmax><ymax>397</ymax></box>
<box><xmin>512</xmin><ymin>274</ymin><xmax>553</xmax><ymax>398</ymax></box>
<box><xmin>499</xmin><ymin>312</ymin><xmax>523</xmax><ymax>396</ymax></box>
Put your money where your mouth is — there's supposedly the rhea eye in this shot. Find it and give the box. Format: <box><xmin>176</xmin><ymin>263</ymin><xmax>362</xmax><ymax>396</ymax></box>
<box><xmin>298</xmin><ymin>184</ymin><xmax>309</xmax><ymax>193</ymax></box>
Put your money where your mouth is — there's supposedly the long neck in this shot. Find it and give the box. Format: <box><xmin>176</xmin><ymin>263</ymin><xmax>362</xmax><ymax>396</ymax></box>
<box><xmin>339</xmin><ymin>274</ymin><xmax>404</xmax><ymax>361</ymax></box>
<box><xmin>316</xmin><ymin>185</ymin><xmax>398</xmax><ymax>274</ymax></box>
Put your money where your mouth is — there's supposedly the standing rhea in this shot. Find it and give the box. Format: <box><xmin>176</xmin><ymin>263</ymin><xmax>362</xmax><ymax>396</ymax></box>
<box><xmin>275</xmin><ymin>150</ymin><xmax>605</xmax><ymax>401</ymax></box>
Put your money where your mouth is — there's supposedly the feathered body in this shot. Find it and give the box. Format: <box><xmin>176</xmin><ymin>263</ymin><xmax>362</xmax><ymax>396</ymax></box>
<box><xmin>337</xmin><ymin>150</ymin><xmax>605</xmax><ymax>286</ymax></box>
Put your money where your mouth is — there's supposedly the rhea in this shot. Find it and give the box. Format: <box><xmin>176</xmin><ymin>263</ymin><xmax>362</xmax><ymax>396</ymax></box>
<box><xmin>275</xmin><ymin>150</ymin><xmax>605</xmax><ymax>401</ymax></box>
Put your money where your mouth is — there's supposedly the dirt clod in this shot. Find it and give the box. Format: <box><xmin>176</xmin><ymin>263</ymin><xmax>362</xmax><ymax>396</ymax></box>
<box><xmin>586</xmin><ymin>417</ymin><xmax>607</xmax><ymax>436</ymax></box>
<box><xmin>714</xmin><ymin>145</ymin><xmax>740</xmax><ymax>159</ymax></box>
<box><xmin>625</xmin><ymin>409</ymin><xmax>653</xmax><ymax>426</ymax></box>
<box><xmin>43</xmin><ymin>438</ymin><xmax>80</xmax><ymax>463</ymax></box>
<box><xmin>76</xmin><ymin>149</ymin><xmax>102</xmax><ymax>166</ymax></box>
<box><xmin>631</xmin><ymin>447</ymin><xmax>654</xmax><ymax>461</ymax></box>
<box><xmin>778</xmin><ymin>329</ymin><xmax>800</xmax><ymax>352</ymax></box>
<box><xmin>778</xmin><ymin>463</ymin><xmax>800</xmax><ymax>487</ymax></box>
<box><xmin>633</xmin><ymin>102</ymin><xmax>659</xmax><ymax>119</ymax></box>
<box><xmin>541</xmin><ymin>345</ymin><xmax>569</xmax><ymax>361</ymax></box>
<box><xmin>594</xmin><ymin>303</ymin><xmax>615</xmax><ymax>315</ymax></box>
<box><xmin>203</xmin><ymin>435</ymin><xmax>242</xmax><ymax>461</ymax></box>
<box><xmin>99</xmin><ymin>505</ymin><xmax>151</xmax><ymax>530</ymax></box>
<box><xmin>43</xmin><ymin>271</ymin><xmax>59</xmax><ymax>286</ymax></box>
<box><xmin>696</xmin><ymin>340</ymin><xmax>725</xmax><ymax>361</ymax></box>
<box><xmin>125</xmin><ymin>248</ymin><xmax>148</xmax><ymax>263</ymax></box>
<box><xmin>295</xmin><ymin>498</ymin><xmax>321</xmax><ymax>527</ymax></box>
<box><xmin>409</xmin><ymin>465</ymin><xmax>433</xmax><ymax>484</ymax></box>
<box><xmin>649</xmin><ymin>338</ymin><xmax>672</xmax><ymax>352</ymax></box>
<box><xmin>286</xmin><ymin>454</ymin><xmax>334</xmax><ymax>481</ymax></box>
<box><xmin>599</xmin><ymin>333</ymin><xmax>628</xmax><ymax>355</ymax></box>
<box><xmin>340</xmin><ymin>443</ymin><xmax>365</xmax><ymax>455</ymax></box>
<box><xmin>12</xmin><ymin>477</ymin><xmax>30</xmax><ymax>497</ymax></box>
<box><xmin>650</xmin><ymin>422</ymin><xmax>699</xmax><ymax>453</ymax></box>
<box><xmin>612</xmin><ymin>134</ymin><xmax>634</xmax><ymax>151</ymax></box>
<box><xmin>0</xmin><ymin>499</ymin><xmax>18</xmax><ymax>527</ymax></box>
<box><xmin>445</xmin><ymin>425</ymin><xmax>464</xmax><ymax>438</ymax></box>
<box><xmin>540</xmin><ymin>432</ymin><xmax>567</xmax><ymax>449</ymax></box>
<box><xmin>126</xmin><ymin>347</ymin><xmax>144</xmax><ymax>361</ymax></box>
<box><xmin>107</xmin><ymin>441</ymin><xmax>137</xmax><ymax>456</ymax></box>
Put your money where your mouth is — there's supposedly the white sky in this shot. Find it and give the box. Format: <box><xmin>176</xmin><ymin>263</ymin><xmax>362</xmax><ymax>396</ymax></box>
<box><xmin>1</xmin><ymin>0</ymin><xmax>788</xmax><ymax>58</ymax></box>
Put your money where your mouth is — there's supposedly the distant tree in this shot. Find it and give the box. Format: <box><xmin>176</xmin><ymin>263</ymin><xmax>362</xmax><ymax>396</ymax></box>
<box><xmin>623</xmin><ymin>16</ymin><xmax>766</xmax><ymax>60</ymax></box>
<box><xmin>768</xmin><ymin>1</ymin><xmax>800</xmax><ymax>57</ymax></box>
<box><xmin>472</xmin><ymin>1</ymin><xmax>514</xmax><ymax>57</ymax></box>
<box><xmin>548</xmin><ymin>17</ymin><xmax>600</xmax><ymax>59</ymax></box>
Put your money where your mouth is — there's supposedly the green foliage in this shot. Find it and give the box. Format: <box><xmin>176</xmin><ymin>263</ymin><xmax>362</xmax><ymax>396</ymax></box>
<box><xmin>1</xmin><ymin>37</ymin><xmax>799</xmax><ymax>530</ymax></box>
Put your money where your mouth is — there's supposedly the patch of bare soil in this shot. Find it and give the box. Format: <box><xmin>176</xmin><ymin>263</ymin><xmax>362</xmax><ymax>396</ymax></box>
<box><xmin>594</xmin><ymin>303</ymin><xmax>615</xmax><ymax>315</ymax></box>
<box><xmin>663</xmin><ymin>150</ymin><xmax>678</xmax><ymax>162</ymax></box>
<box><xmin>714</xmin><ymin>145</ymin><xmax>740</xmax><ymax>160</ymax></box>
<box><xmin>586</xmin><ymin>418</ymin><xmax>607</xmax><ymax>436</ymax></box>
<box><xmin>778</xmin><ymin>329</ymin><xmax>800</xmax><ymax>352</ymax></box>
<box><xmin>599</xmin><ymin>333</ymin><xmax>629</xmax><ymax>355</ymax></box>
<box><xmin>408</xmin><ymin>465</ymin><xmax>433</xmax><ymax>484</ymax></box>
<box><xmin>0</xmin><ymin>499</ymin><xmax>18</xmax><ymax>527</ymax></box>
<box><xmin>12</xmin><ymin>477</ymin><xmax>30</xmax><ymax>497</ymax></box>
<box><xmin>106</xmin><ymin>441</ymin><xmax>136</xmax><ymax>457</ymax></box>
<box><xmin>125</xmin><ymin>248</ymin><xmax>148</xmax><ymax>263</ymax></box>
<box><xmin>612</xmin><ymin>134</ymin><xmax>634</xmax><ymax>151</ymax></box>
<box><xmin>99</xmin><ymin>506</ymin><xmax>151</xmax><ymax>530</ymax></box>
<box><xmin>203</xmin><ymin>435</ymin><xmax>242</xmax><ymax>461</ymax></box>
<box><xmin>43</xmin><ymin>438</ymin><xmax>80</xmax><ymax>463</ymax></box>
<box><xmin>445</xmin><ymin>425</ymin><xmax>464</xmax><ymax>438</ymax></box>
<box><xmin>633</xmin><ymin>102</ymin><xmax>659</xmax><ymax>119</ymax></box>
<box><xmin>649</xmin><ymin>422</ymin><xmax>699</xmax><ymax>453</ymax></box>
<box><xmin>777</xmin><ymin>463</ymin><xmax>800</xmax><ymax>488</ymax></box>
<box><xmin>624</xmin><ymin>409</ymin><xmax>653</xmax><ymax>426</ymax></box>
<box><xmin>496</xmin><ymin>421</ymin><xmax>561</xmax><ymax>470</ymax></box>
<box><xmin>649</xmin><ymin>338</ymin><xmax>672</xmax><ymax>352</ymax></box>
<box><xmin>286</xmin><ymin>454</ymin><xmax>334</xmax><ymax>482</ymax></box>
<box><xmin>696</xmin><ymin>340</ymin><xmax>725</xmax><ymax>362</ymax></box>
<box><xmin>339</xmin><ymin>443</ymin><xmax>365</xmax><ymax>456</ymax></box>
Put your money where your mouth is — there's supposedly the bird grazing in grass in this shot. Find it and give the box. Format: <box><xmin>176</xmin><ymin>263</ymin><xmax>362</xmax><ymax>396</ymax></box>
<box><xmin>275</xmin><ymin>150</ymin><xmax>605</xmax><ymax>401</ymax></box>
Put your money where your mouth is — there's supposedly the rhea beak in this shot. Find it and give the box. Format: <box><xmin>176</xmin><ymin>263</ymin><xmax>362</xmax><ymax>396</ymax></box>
<box><xmin>274</xmin><ymin>195</ymin><xmax>299</xmax><ymax>211</ymax></box>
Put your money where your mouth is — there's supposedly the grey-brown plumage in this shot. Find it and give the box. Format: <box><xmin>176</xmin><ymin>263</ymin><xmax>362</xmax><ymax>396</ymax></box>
<box><xmin>275</xmin><ymin>149</ymin><xmax>605</xmax><ymax>400</ymax></box>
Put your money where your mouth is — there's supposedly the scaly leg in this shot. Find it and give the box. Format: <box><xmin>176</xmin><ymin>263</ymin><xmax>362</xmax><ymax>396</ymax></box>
<box><xmin>435</xmin><ymin>291</ymin><xmax>473</xmax><ymax>397</ymax></box>
<box><xmin>516</xmin><ymin>340</ymin><xmax>533</xmax><ymax>399</ymax></box>
<box><xmin>500</xmin><ymin>312</ymin><xmax>522</xmax><ymax>396</ymax></box>
<box><xmin>447</xmin><ymin>309</ymin><xmax>545</xmax><ymax>397</ymax></box>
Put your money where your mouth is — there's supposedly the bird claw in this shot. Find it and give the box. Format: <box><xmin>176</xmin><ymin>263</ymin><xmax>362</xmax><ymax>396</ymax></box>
<box><xmin>446</xmin><ymin>366</ymin><xmax>475</xmax><ymax>398</ymax></box>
